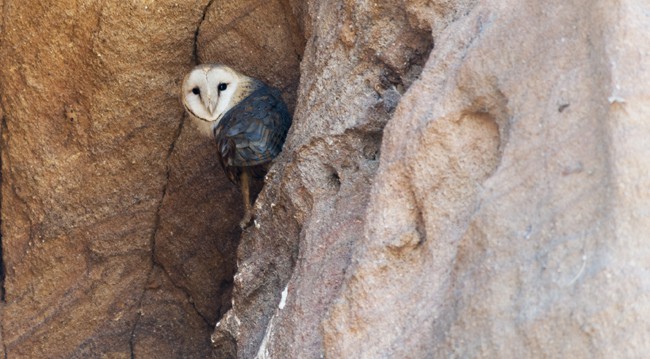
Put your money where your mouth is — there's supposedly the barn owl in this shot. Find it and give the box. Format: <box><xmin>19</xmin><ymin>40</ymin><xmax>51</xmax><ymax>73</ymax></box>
<box><xmin>181</xmin><ymin>64</ymin><xmax>292</xmax><ymax>228</ymax></box>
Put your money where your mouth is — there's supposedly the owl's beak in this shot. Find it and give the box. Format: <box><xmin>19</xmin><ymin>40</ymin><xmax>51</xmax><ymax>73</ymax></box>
<box><xmin>205</xmin><ymin>88</ymin><xmax>218</xmax><ymax>115</ymax></box>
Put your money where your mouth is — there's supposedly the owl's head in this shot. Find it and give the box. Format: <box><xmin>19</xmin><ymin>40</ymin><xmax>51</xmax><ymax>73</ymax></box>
<box><xmin>181</xmin><ymin>64</ymin><xmax>254</xmax><ymax>126</ymax></box>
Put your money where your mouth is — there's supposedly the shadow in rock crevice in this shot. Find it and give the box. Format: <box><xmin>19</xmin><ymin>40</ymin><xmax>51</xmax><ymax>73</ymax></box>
<box><xmin>178</xmin><ymin>1</ymin><xmax>306</xmax><ymax>358</ymax></box>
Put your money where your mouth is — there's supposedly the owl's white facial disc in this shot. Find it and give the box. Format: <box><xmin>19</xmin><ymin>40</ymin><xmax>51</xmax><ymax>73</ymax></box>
<box><xmin>182</xmin><ymin>65</ymin><xmax>241</xmax><ymax>124</ymax></box>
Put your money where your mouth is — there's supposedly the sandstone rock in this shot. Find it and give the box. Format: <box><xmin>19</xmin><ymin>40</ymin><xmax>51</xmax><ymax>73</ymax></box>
<box><xmin>213</xmin><ymin>0</ymin><xmax>650</xmax><ymax>358</ymax></box>
<box><xmin>210</xmin><ymin>0</ymin><xmax>434</xmax><ymax>357</ymax></box>
<box><xmin>324</xmin><ymin>1</ymin><xmax>650</xmax><ymax>358</ymax></box>
<box><xmin>0</xmin><ymin>1</ymin><xmax>232</xmax><ymax>357</ymax></box>
<box><xmin>197</xmin><ymin>0</ymin><xmax>304</xmax><ymax>110</ymax></box>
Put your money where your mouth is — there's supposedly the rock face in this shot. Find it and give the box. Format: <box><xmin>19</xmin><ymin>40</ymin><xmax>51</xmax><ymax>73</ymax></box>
<box><xmin>1</xmin><ymin>0</ymin><xmax>649</xmax><ymax>358</ymax></box>
<box><xmin>323</xmin><ymin>1</ymin><xmax>650</xmax><ymax>357</ymax></box>
<box><xmin>0</xmin><ymin>1</ymin><xmax>234</xmax><ymax>357</ymax></box>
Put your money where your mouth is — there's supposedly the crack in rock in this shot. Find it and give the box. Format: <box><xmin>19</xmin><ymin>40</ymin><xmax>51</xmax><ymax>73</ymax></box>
<box><xmin>155</xmin><ymin>263</ymin><xmax>212</xmax><ymax>327</ymax></box>
<box><xmin>129</xmin><ymin>0</ymin><xmax>214</xmax><ymax>351</ymax></box>
<box><xmin>129</xmin><ymin>57</ymin><xmax>189</xmax><ymax>359</ymax></box>
<box><xmin>193</xmin><ymin>0</ymin><xmax>216</xmax><ymax>64</ymax></box>
<box><xmin>128</xmin><ymin>269</ymin><xmax>153</xmax><ymax>359</ymax></box>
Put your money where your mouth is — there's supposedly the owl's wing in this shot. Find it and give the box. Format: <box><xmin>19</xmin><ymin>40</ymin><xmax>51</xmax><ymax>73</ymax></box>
<box><xmin>215</xmin><ymin>86</ymin><xmax>292</xmax><ymax>170</ymax></box>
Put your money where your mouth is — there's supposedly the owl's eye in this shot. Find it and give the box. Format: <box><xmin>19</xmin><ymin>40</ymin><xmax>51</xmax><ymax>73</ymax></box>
<box><xmin>218</xmin><ymin>83</ymin><xmax>228</xmax><ymax>92</ymax></box>
<box><xmin>192</xmin><ymin>87</ymin><xmax>200</xmax><ymax>95</ymax></box>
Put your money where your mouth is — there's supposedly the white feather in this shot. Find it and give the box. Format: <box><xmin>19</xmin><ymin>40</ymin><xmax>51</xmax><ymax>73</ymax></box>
<box><xmin>181</xmin><ymin>64</ymin><xmax>246</xmax><ymax>137</ymax></box>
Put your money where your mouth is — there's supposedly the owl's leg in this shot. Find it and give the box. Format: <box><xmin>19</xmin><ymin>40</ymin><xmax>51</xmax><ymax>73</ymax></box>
<box><xmin>239</xmin><ymin>170</ymin><xmax>253</xmax><ymax>229</ymax></box>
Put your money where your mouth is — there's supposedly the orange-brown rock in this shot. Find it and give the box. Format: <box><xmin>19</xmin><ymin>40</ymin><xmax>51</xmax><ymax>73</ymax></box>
<box><xmin>1</xmin><ymin>1</ymin><xmax>245</xmax><ymax>357</ymax></box>
<box><xmin>323</xmin><ymin>1</ymin><xmax>650</xmax><ymax>357</ymax></box>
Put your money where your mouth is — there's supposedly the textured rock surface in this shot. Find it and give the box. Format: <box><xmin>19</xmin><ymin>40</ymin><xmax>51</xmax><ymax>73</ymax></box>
<box><xmin>1</xmin><ymin>1</ymin><xmax>249</xmax><ymax>357</ymax></box>
<box><xmin>215</xmin><ymin>0</ymin><xmax>650</xmax><ymax>358</ymax></box>
<box><xmin>211</xmin><ymin>1</ymin><xmax>435</xmax><ymax>357</ymax></box>
<box><xmin>323</xmin><ymin>1</ymin><xmax>650</xmax><ymax>357</ymax></box>
<box><xmin>1</xmin><ymin>0</ymin><xmax>649</xmax><ymax>358</ymax></box>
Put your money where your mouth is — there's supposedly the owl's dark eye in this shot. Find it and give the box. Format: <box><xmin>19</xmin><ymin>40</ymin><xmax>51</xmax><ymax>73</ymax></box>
<box><xmin>191</xmin><ymin>87</ymin><xmax>200</xmax><ymax>95</ymax></box>
<box><xmin>218</xmin><ymin>83</ymin><xmax>228</xmax><ymax>92</ymax></box>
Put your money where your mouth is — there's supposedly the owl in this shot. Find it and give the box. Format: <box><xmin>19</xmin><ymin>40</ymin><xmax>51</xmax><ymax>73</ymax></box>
<box><xmin>181</xmin><ymin>64</ymin><xmax>292</xmax><ymax>228</ymax></box>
